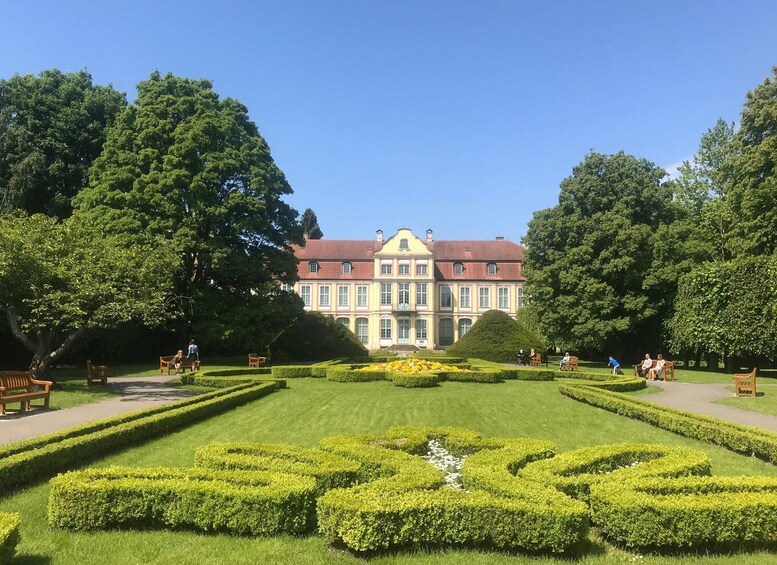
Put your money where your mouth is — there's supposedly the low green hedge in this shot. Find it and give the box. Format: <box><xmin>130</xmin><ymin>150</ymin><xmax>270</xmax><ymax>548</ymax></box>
<box><xmin>517</xmin><ymin>443</ymin><xmax>712</xmax><ymax>502</ymax></box>
<box><xmin>48</xmin><ymin>466</ymin><xmax>316</xmax><ymax>536</ymax></box>
<box><xmin>0</xmin><ymin>512</ymin><xmax>20</xmax><ymax>564</ymax></box>
<box><xmin>441</xmin><ymin>369</ymin><xmax>502</xmax><ymax>383</ymax></box>
<box><xmin>200</xmin><ymin>368</ymin><xmax>272</xmax><ymax>377</ymax></box>
<box><xmin>390</xmin><ymin>373</ymin><xmax>439</xmax><ymax>387</ymax></box>
<box><xmin>271</xmin><ymin>365</ymin><xmax>317</xmax><ymax>378</ymax></box>
<box><xmin>325</xmin><ymin>367</ymin><xmax>388</xmax><ymax>382</ymax></box>
<box><xmin>590</xmin><ymin>476</ymin><xmax>777</xmax><ymax>549</ymax></box>
<box><xmin>560</xmin><ymin>383</ymin><xmax>777</xmax><ymax>464</ymax></box>
<box><xmin>195</xmin><ymin>442</ymin><xmax>362</xmax><ymax>492</ymax></box>
<box><xmin>0</xmin><ymin>382</ymin><xmax>280</xmax><ymax>490</ymax></box>
<box><xmin>180</xmin><ymin>375</ymin><xmax>286</xmax><ymax>389</ymax></box>
<box><xmin>558</xmin><ymin>371</ymin><xmax>645</xmax><ymax>392</ymax></box>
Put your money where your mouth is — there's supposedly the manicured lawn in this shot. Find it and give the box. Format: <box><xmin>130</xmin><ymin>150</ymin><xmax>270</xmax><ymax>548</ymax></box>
<box><xmin>716</xmin><ymin>382</ymin><xmax>777</xmax><ymax>417</ymax></box>
<box><xmin>3</xmin><ymin>376</ymin><xmax>777</xmax><ymax>564</ymax></box>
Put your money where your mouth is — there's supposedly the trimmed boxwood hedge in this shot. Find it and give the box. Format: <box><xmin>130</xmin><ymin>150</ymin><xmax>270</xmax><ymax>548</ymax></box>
<box><xmin>560</xmin><ymin>382</ymin><xmax>777</xmax><ymax>464</ymax></box>
<box><xmin>0</xmin><ymin>382</ymin><xmax>280</xmax><ymax>490</ymax></box>
<box><xmin>517</xmin><ymin>443</ymin><xmax>712</xmax><ymax>502</ymax></box>
<box><xmin>48</xmin><ymin>466</ymin><xmax>316</xmax><ymax>535</ymax></box>
<box><xmin>389</xmin><ymin>372</ymin><xmax>439</xmax><ymax>387</ymax></box>
<box><xmin>557</xmin><ymin>371</ymin><xmax>645</xmax><ymax>392</ymax></box>
<box><xmin>271</xmin><ymin>365</ymin><xmax>316</xmax><ymax>378</ymax></box>
<box><xmin>446</xmin><ymin>309</ymin><xmax>545</xmax><ymax>363</ymax></box>
<box><xmin>590</xmin><ymin>476</ymin><xmax>777</xmax><ymax>549</ymax></box>
<box><xmin>195</xmin><ymin>442</ymin><xmax>362</xmax><ymax>493</ymax></box>
<box><xmin>0</xmin><ymin>512</ymin><xmax>20</xmax><ymax>564</ymax></box>
<box><xmin>200</xmin><ymin>368</ymin><xmax>273</xmax><ymax>377</ymax></box>
<box><xmin>325</xmin><ymin>367</ymin><xmax>388</xmax><ymax>382</ymax></box>
<box><xmin>181</xmin><ymin>374</ymin><xmax>286</xmax><ymax>389</ymax></box>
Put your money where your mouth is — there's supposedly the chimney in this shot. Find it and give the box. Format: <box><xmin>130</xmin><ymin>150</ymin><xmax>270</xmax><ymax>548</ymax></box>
<box><xmin>376</xmin><ymin>229</ymin><xmax>383</xmax><ymax>243</ymax></box>
<box><xmin>303</xmin><ymin>231</ymin><xmax>309</xmax><ymax>240</ymax></box>
<box><xmin>426</xmin><ymin>229</ymin><xmax>433</xmax><ymax>242</ymax></box>
<box><xmin>495</xmin><ymin>236</ymin><xmax>504</xmax><ymax>241</ymax></box>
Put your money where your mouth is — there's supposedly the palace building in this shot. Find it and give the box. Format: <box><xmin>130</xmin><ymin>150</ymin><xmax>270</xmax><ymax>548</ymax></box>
<box><xmin>288</xmin><ymin>228</ymin><xmax>526</xmax><ymax>350</ymax></box>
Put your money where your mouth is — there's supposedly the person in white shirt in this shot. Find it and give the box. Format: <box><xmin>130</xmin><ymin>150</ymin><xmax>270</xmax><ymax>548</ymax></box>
<box><xmin>639</xmin><ymin>354</ymin><xmax>653</xmax><ymax>377</ymax></box>
<box><xmin>648</xmin><ymin>354</ymin><xmax>666</xmax><ymax>381</ymax></box>
<box><xmin>559</xmin><ymin>352</ymin><xmax>572</xmax><ymax>370</ymax></box>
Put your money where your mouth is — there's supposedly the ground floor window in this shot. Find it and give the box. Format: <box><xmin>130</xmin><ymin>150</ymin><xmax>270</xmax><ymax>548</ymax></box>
<box><xmin>336</xmin><ymin>317</ymin><xmax>350</xmax><ymax>328</ymax></box>
<box><xmin>356</xmin><ymin>317</ymin><xmax>369</xmax><ymax>343</ymax></box>
<box><xmin>416</xmin><ymin>318</ymin><xmax>427</xmax><ymax>340</ymax></box>
<box><xmin>439</xmin><ymin>318</ymin><xmax>454</xmax><ymax>346</ymax></box>
<box><xmin>380</xmin><ymin>318</ymin><xmax>392</xmax><ymax>339</ymax></box>
<box><xmin>458</xmin><ymin>318</ymin><xmax>472</xmax><ymax>337</ymax></box>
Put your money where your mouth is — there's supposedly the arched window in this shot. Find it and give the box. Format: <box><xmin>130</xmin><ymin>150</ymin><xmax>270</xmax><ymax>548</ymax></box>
<box><xmin>439</xmin><ymin>318</ymin><xmax>454</xmax><ymax>346</ymax></box>
<box><xmin>453</xmin><ymin>262</ymin><xmax>464</xmax><ymax>275</ymax></box>
<box><xmin>458</xmin><ymin>318</ymin><xmax>472</xmax><ymax>338</ymax></box>
<box><xmin>355</xmin><ymin>317</ymin><xmax>369</xmax><ymax>343</ymax></box>
<box><xmin>309</xmin><ymin>261</ymin><xmax>319</xmax><ymax>274</ymax></box>
<box><xmin>342</xmin><ymin>262</ymin><xmax>352</xmax><ymax>274</ymax></box>
<box><xmin>336</xmin><ymin>317</ymin><xmax>350</xmax><ymax>328</ymax></box>
<box><xmin>487</xmin><ymin>262</ymin><xmax>497</xmax><ymax>275</ymax></box>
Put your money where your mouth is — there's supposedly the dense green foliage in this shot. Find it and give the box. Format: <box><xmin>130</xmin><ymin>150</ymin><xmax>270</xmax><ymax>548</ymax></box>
<box><xmin>300</xmin><ymin>208</ymin><xmax>323</xmax><ymax>239</ymax></box>
<box><xmin>74</xmin><ymin>72</ymin><xmax>303</xmax><ymax>351</ymax></box>
<box><xmin>524</xmin><ymin>152</ymin><xmax>674</xmax><ymax>356</ymax></box>
<box><xmin>49</xmin><ymin>467</ymin><xmax>316</xmax><ymax>535</ymax></box>
<box><xmin>0</xmin><ymin>213</ymin><xmax>174</xmax><ymax>374</ymax></box>
<box><xmin>446</xmin><ymin>309</ymin><xmax>544</xmax><ymax>362</ymax></box>
<box><xmin>271</xmin><ymin>312</ymin><xmax>368</xmax><ymax>361</ymax></box>
<box><xmin>0</xmin><ymin>69</ymin><xmax>125</xmax><ymax>217</ymax></box>
<box><xmin>0</xmin><ymin>382</ymin><xmax>279</xmax><ymax>490</ymax></box>
<box><xmin>0</xmin><ymin>512</ymin><xmax>20</xmax><ymax>564</ymax></box>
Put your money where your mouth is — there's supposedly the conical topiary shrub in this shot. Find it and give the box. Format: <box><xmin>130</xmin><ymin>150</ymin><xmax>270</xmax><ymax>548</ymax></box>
<box><xmin>446</xmin><ymin>309</ymin><xmax>545</xmax><ymax>363</ymax></box>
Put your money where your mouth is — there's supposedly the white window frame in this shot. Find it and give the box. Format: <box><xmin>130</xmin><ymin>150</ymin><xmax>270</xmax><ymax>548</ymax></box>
<box><xmin>380</xmin><ymin>318</ymin><xmax>392</xmax><ymax>339</ymax></box>
<box><xmin>487</xmin><ymin>262</ymin><xmax>497</xmax><ymax>275</ymax></box>
<box><xmin>309</xmin><ymin>261</ymin><xmax>319</xmax><ymax>274</ymax></box>
<box><xmin>517</xmin><ymin>287</ymin><xmax>525</xmax><ymax>309</ymax></box>
<box><xmin>338</xmin><ymin>285</ymin><xmax>349</xmax><ymax>307</ymax></box>
<box><xmin>454</xmin><ymin>262</ymin><xmax>464</xmax><ymax>275</ymax></box>
<box><xmin>356</xmin><ymin>285</ymin><xmax>368</xmax><ymax>307</ymax></box>
<box><xmin>416</xmin><ymin>318</ymin><xmax>427</xmax><ymax>340</ymax></box>
<box><xmin>300</xmin><ymin>285</ymin><xmax>311</xmax><ymax>307</ymax></box>
<box><xmin>380</xmin><ymin>263</ymin><xmax>393</xmax><ymax>275</ymax></box>
<box><xmin>416</xmin><ymin>263</ymin><xmax>428</xmax><ymax>275</ymax></box>
<box><xmin>440</xmin><ymin>286</ymin><xmax>452</xmax><ymax>309</ymax></box>
<box><xmin>398</xmin><ymin>283</ymin><xmax>410</xmax><ymax>305</ymax></box>
<box><xmin>498</xmin><ymin>287</ymin><xmax>509</xmax><ymax>309</ymax></box>
<box><xmin>342</xmin><ymin>262</ymin><xmax>352</xmax><ymax>274</ymax></box>
<box><xmin>459</xmin><ymin>318</ymin><xmax>472</xmax><ymax>337</ymax></box>
<box><xmin>381</xmin><ymin>283</ymin><xmax>392</xmax><ymax>306</ymax></box>
<box><xmin>459</xmin><ymin>287</ymin><xmax>471</xmax><ymax>309</ymax></box>
<box><xmin>416</xmin><ymin>283</ymin><xmax>427</xmax><ymax>306</ymax></box>
<box><xmin>319</xmin><ymin>285</ymin><xmax>330</xmax><ymax>307</ymax></box>
<box><xmin>479</xmin><ymin>287</ymin><xmax>490</xmax><ymax>309</ymax></box>
<box><xmin>356</xmin><ymin>317</ymin><xmax>369</xmax><ymax>343</ymax></box>
<box><xmin>398</xmin><ymin>263</ymin><xmax>410</xmax><ymax>275</ymax></box>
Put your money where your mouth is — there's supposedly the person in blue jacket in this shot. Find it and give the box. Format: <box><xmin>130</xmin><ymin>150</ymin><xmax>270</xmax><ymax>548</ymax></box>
<box><xmin>607</xmin><ymin>356</ymin><xmax>621</xmax><ymax>375</ymax></box>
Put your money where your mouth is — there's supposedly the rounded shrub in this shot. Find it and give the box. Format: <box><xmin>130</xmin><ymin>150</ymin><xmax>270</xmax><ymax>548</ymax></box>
<box><xmin>271</xmin><ymin>312</ymin><xmax>368</xmax><ymax>361</ymax></box>
<box><xmin>446</xmin><ymin>310</ymin><xmax>545</xmax><ymax>363</ymax></box>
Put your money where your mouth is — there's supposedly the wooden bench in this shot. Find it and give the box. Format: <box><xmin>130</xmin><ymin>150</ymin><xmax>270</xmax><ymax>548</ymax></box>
<box><xmin>559</xmin><ymin>356</ymin><xmax>579</xmax><ymax>371</ymax></box>
<box><xmin>160</xmin><ymin>356</ymin><xmax>201</xmax><ymax>375</ymax></box>
<box><xmin>663</xmin><ymin>361</ymin><xmax>675</xmax><ymax>381</ymax></box>
<box><xmin>530</xmin><ymin>353</ymin><xmax>543</xmax><ymax>367</ymax></box>
<box><xmin>86</xmin><ymin>360</ymin><xmax>110</xmax><ymax>385</ymax></box>
<box><xmin>0</xmin><ymin>371</ymin><xmax>53</xmax><ymax>415</ymax></box>
<box><xmin>634</xmin><ymin>359</ymin><xmax>656</xmax><ymax>376</ymax></box>
<box><xmin>733</xmin><ymin>368</ymin><xmax>757</xmax><ymax>397</ymax></box>
<box><xmin>248</xmin><ymin>353</ymin><xmax>267</xmax><ymax>369</ymax></box>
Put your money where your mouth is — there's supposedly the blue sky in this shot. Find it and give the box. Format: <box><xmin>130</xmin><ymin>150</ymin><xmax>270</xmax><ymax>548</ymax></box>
<box><xmin>2</xmin><ymin>1</ymin><xmax>777</xmax><ymax>242</ymax></box>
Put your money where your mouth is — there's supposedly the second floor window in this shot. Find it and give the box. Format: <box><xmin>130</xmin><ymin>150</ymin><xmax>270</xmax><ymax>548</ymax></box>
<box><xmin>517</xmin><ymin>287</ymin><xmax>525</xmax><ymax>308</ymax></box>
<box><xmin>459</xmin><ymin>287</ymin><xmax>471</xmax><ymax>308</ymax></box>
<box><xmin>356</xmin><ymin>285</ymin><xmax>368</xmax><ymax>307</ymax></box>
<box><xmin>338</xmin><ymin>286</ymin><xmax>349</xmax><ymax>307</ymax></box>
<box><xmin>399</xmin><ymin>263</ymin><xmax>410</xmax><ymax>275</ymax></box>
<box><xmin>440</xmin><ymin>286</ymin><xmax>452</xmax><ymax>308</ymax></box>
<box><xmin>498</xmin><ymin>287</ymin><xmax>509</xmax><ymax>309</ymax></box>
<box><xmin>380</xmin><ymin>263</ymin><xmax>392</xmax><ymax>275</ymax></box>
<box><xmin>381</xmin><ymin>283</ymin><xmax>392</xmax><ymax>306</ymax></box>
<box><xmin>416</xmin><ymin>263</ymin><xmax>428</xmax><ymax>275</ymax></box>
<box><xmin>300</xmin><ymin>285</ymin><xmax>311</xmax><ymax>307</ymax></box>
<box><xmin>319</xmin><ymin>286</ymin><xmax>330</xmax><ymax>307</ymax></box>
<box><xmin>398</xmin><ymin>283</ymin><xmax>410</xmax><ymax>305</ymax></box>
<box><xmin>416</xmin><ymin>283</ymin><xmax>427</xmax><ymax>306</ymax></box>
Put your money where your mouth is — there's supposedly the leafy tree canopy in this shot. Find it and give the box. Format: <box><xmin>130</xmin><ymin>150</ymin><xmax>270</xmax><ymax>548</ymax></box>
<box><xmin>447</xmin><ymin>309</ymin><xmax>544</xmax><ymax>363</ymax></box>
<box><xmin>0</xmin><ymin>69</ymin><xmax>125</xmax><ymax>217</ymax></box>
<box><xmin>271</xmin><ymin>312</ymin><xmax>368</xmax><ymax>361</ymax></box>
<box><xmin>74</xmin><ymin>72</ymin><xmax>302</xmax><ymax>342</ymax></box>
<box><xmin>523</xmin><ymin>152</ymin><xmax>674</xmax><ymax>354</ymax></box>
<box><xmin>0</xmin><ymin>213</ymin><xmax>175</xmax><ymax>375</ymax></box>
<box><xmin>300</xmin><ymin>208</ymin><xmax>323</xmax><ymax>239</ymax></box>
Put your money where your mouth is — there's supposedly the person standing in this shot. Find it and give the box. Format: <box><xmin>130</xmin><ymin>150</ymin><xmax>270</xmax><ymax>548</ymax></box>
<box><xmin>187</xmin><ymin>339</ymin><xmax>199</xmax><ymax>361</ymax></box>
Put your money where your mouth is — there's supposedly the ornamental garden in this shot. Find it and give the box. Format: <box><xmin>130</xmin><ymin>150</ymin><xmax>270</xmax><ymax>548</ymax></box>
<box><xmin>3</xmin><ymin>352</ymin><xmax>777</xmax><ymax>565</ymax></box>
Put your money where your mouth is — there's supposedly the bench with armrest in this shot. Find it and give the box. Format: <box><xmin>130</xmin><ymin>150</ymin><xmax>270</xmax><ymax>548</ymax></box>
<box><xmin>634</xmin><ymin>359</ymin><xmax>657</xmax><ymax>376</ymax></box>
<box><xmin>159</xmin><ymin>356</ymin><xmax>201</xmax><ymax>375</ymax></box>
<box><xmin>733</xmin><ymin>368</ymin><xmax>757</xmax><ymax>397</ymax></box>
<box><xmin>530</xmin><ymin>353</ymin><xmax>544</xmax><ymax>367</ymax></box>
<box><xmin>559</xmin><ymin>356</ymin><xmax>579</xmax><ymax>372</ymax></box>
<box><xmin>662</xmin><ymin>361</ymin><xmax>675</xmax><ymax>381</ymax></box>
<box><xmin>248</xmin><ymin>353</ymin><xmax>267</xmax><ymax>369</ymax></box>
<box><xmin>0</xmin><ymin>371</ymin><xmax>53</xmax><ymax>415</ymax></box>
<box><xmin>86</xmin><ymin>360</ymin><xmax>110</xmax><ymax>385</ymax></box>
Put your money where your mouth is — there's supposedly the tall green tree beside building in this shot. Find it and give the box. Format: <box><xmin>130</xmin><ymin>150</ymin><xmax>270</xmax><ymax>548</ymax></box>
<box><xmin>75</xmin><ymin>72</ymin><xmax>302</xmax><ymax>349</ymax></box>
<box><xmin>300</xmin><ymin>208</ymin><xmax>324</xmax><ymax>239</ymax></box>
<box><xmin>0</xmin><ymin>69</ymin><xmax>125</xmax><ymax>217</ymax></box>
<box><xmin>523</xmin><ymin>152</ymin><xmax>675</xmax><ymax>356</ymax></box>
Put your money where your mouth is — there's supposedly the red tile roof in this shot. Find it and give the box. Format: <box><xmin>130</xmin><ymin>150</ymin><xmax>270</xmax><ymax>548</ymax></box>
<box><xmin>293</xmin><ymin>240</ymin><xmax>380</xmax><ymax>260</ymax></box>
<box><xmin>427</xmin><ymin>240</ymin><xmax>524</xmax><ymax>261</ymax></box>
<box><xmin>298</xmin><ymin>261</ymin><xmax>373</xmax><ymax>281</ymax></box>
<box><xmin>434</xmin><ymin>262</ymin><xmax>524</xmax><ymax>281</ymax></box>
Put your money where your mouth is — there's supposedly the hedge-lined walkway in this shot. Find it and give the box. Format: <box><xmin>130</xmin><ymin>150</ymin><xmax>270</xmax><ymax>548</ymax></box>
<box><xmin>0</xmin><ymin>375</ymin><xmax>192</xmax><ymax>445</ymax></box>
<box><xmin>647</xmin><ymin>380</ymin><xmax>777</xmax><ymax>432</ymax></box>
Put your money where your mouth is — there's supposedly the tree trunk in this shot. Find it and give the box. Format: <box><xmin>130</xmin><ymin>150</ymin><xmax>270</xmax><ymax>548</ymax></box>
<box><xmin>707</xmin><ymin>352</ymin><xmax>720</xmax><ymax>372</ymax></box>
<box><xmin>693</xmin><ymin>350</ymin><xmax>702</xmax><ymax>370</ymax></box>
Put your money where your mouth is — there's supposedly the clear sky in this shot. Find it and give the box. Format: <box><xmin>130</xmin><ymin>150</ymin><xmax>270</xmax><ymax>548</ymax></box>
<box><xmin>2</xmin><ymin>1</ymin><xmax>777</xmax><ymax>243</ymax></box>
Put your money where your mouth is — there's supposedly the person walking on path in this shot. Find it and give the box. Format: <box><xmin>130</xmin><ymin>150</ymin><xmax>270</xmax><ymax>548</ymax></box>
<box><xmin>187</xmin><ymin>339</ymin><xmax>199</xmax><ymax>362</ymax></box>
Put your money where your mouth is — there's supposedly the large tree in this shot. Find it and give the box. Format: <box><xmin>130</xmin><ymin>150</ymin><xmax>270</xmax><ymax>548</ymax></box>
<box><xmin>300</xmin><ymin>207</ymin><xmax>323</xmax><ymax>239</ymax></box>
<box><xmin>523</xmin><ymin>152</ymin><xmax>675</xmax><ymax>356</ymax></box>
<box><xmin>74</xmin><ymin>72</ymin><xmax>302</xmax><ymax>349</ymax></box>
<box><xmin>0</xmin><ymin>214</ymin><xmax>174</xmax><ymax>376</ymax></box>
<box><xmin>0</xmin><ymin>69</ymin><xmax>125</xmax><ymax>217</ymax></box>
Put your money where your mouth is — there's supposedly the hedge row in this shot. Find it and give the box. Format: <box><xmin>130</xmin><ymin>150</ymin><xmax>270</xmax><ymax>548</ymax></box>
<box><xmin>390</xmin><ymin>373</ymin><xmax>439</xmax><ymax>387</ymax></box>
<box><xmin>559</xmin><ymin>383</ymin><xmax>777</xmax><ymax>464</ymax></box>
<box><xmin>200</xmin><ymin>368</ymin><xmax>272</xmax><ymax>377</ymax></box>
<box><xmin>325</xmin><ymin>367</ymin><xmax>388</xmax><ymax>382</ymax></box>
<box><xmin>517</xmin><ymin>443</ymin><xmax>712</xmax><ymax>502</ymax></box>
<box><xmin>590</xmin><ymin>476</ymin><xmax>777</xmax><ymax>549</ymax></box>
<box><xmin>181</xmin><ymin>374</ymin><xmax>286</xmax><ymax>389</ymax></box>
<box><xmin>0</xmin><ymin>382</ymin><xmax>280</xmax><ymax>490</ymax></box>
<box><xmin>195</xmin><ymin>442</ymin><xmax>362</xmax><ymax>492</ymax></box>
<box><xmin>48</xmin><ymin>466</ymin><xmax>316</xmax><ymax>536</ymax></box>
<box><xmin>271</xmin><ymin>365</ymin><xmax>316</xmax><ymax>378</ymax></box>
<box><xmin>557</xmin><ymin>371</ymin><xmax>646</xmax><ymax>392</ymax></box>
<box><xmin>0</xmin><ymin>512</ymin><xmax>20</xmax><ymax>564</ymax></box>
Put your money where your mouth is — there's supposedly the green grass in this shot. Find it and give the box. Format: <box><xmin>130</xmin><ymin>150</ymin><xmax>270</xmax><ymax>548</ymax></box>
<box><xmin>4</xmin><ymin>377</ymin><xmax>777</xmax><ymax>564</ymax></box>
<box><xmin>716</xmin><ymin>383</ymin><xmax>777</xmax><ymax>417</ymax></box>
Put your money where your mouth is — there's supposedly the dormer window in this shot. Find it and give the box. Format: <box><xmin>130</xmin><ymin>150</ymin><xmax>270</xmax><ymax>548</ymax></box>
<box><xmin>399</xmin><ymin>238</ymin><xmax>409</xmax><ymax>250</ymax></box>
<box><xmin>487</xmin><ymin>262</ymin><xmax>497</xmax><ymax>275</ymax></box>
<box><xmin>453</xmin><ymin>262</ymin><xmax>464</xmax><ymax>275</ymax></box>
<box><xmin>342</xmin><ymin>262</ymin><xmax>352</xmax><ymax>274</ymax></box>
<box><xmin>309</xmin><ymin>261</ymin><xmax>319</xmax><ymax>274</ymax></box>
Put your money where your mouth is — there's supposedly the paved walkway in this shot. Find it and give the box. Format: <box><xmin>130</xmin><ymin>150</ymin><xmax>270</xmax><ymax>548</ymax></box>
<box><xmin>646</xmin><ymin>380</ymin><xmax>777</xmax><ymax>433</ymax></box>
<box><xmin>0</xmin><ymin>375</ymin><xmax>193</xmax><ymax>445</ymax></box>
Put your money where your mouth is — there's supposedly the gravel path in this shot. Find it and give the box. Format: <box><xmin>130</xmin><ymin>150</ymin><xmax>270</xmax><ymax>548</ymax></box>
<box><xmin>0</xmin><ymin>375</ymin><xmax>193</xmax><ymax>445</ymax></box>
<box><xmin>646</xmin><ymin>380</ymin><xmax>777</xmax><ymax>433</ymax></box>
